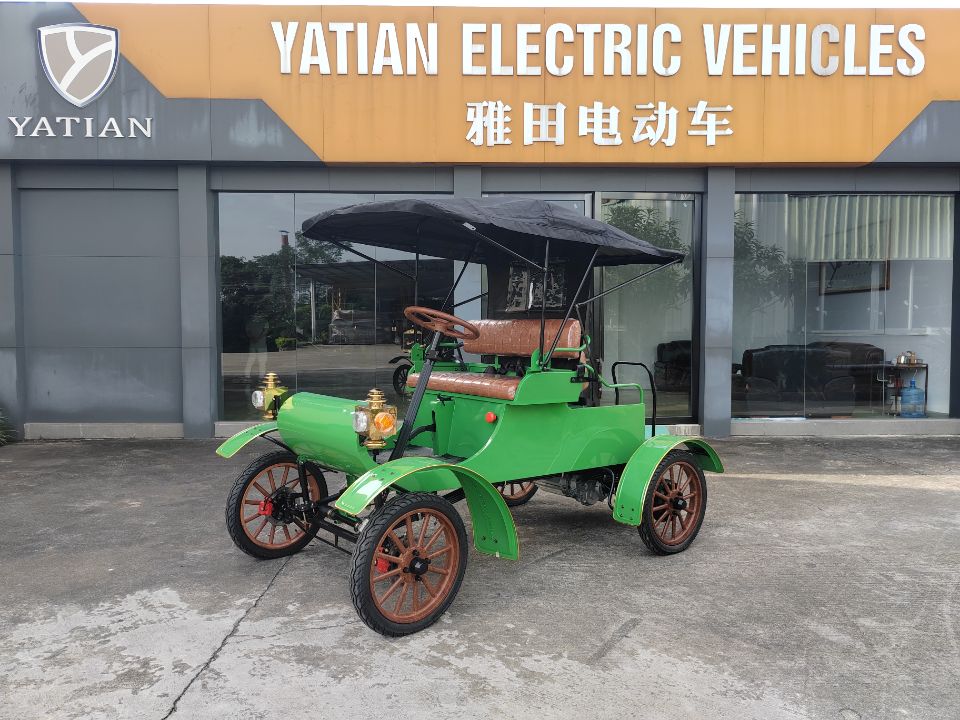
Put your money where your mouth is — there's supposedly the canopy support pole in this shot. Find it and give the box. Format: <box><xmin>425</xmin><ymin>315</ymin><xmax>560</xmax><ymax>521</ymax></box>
<box><xmin>440</xmin><ymin>239</ymin><xmax>479</xmax><ymax>312</ymax></box>
<box><xmin>459</xmin><ymin>222</ymin><xmax>545</xmax><ymax>272</ymax></box>
<box><xmin>543</xmin><ymin>248</ymin><xmax>599</xmax><ymax>367</ymax></box>
<box><xmin>575</xmin><ymin>258</ymin><xmax>682</xmax><ymax>307</ymax></box>
<box><xmin>538</xmin><ymin>239</ymin><xmax>550</xmax><ymax>364</ymax></box>
<box><xmin>452</xmin><ymin>290</ymin><xmax>487</xmax><ymax>309</ymax></box>
<box><xmin>319</xmin><ymin>235</ymin><xmax>417</xmax><ymax>281</ymax></box>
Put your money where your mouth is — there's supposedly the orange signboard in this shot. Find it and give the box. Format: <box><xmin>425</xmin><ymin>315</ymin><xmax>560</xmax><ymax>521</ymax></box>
<box><xmin>76</xmin><ymin>4</ymin><xmax>960</xmax><ymax>165</ymax></box>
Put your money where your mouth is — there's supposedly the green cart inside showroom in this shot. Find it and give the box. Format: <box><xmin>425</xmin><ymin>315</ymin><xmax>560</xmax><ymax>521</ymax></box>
<box><xmin>217</xmin><ymin>198</ymin><xmax>723</xmax><ymax>636</ymax></box>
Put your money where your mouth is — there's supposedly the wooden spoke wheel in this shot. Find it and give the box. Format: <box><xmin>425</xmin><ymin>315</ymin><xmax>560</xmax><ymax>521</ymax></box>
<box><xmin>350</xmin><ymin>493</ymin><xmax>467</xmax><ymax>636</ymax></box>
<box><xmin>497</xmin><ymin>480</ymin><xmax>539</xmax><ymax>507</ymax></box>
<box><xmin>225</xmin><ymin>450</ymin><xmax>327</xmax><ymax>560</ymax></box>
<box><xmin>638</xmin><ymin>450</ymin><xmax>707</xmax><ymax>555</ymax></box>
<box><xmin>392</xmin><ymin>362</ymin><xmax>411</xmax><ymax>396</ymax></box>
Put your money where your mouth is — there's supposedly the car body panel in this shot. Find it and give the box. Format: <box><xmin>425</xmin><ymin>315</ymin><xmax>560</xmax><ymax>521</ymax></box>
<box><xmin>335</xmin><ymin>456</ymin><xmax>519</xmax><ymax>560</ymax></box>
<box><xmin>612</xmin><ymin>435</ymin><xmax>724</xmax><ymax>526</ymax></box>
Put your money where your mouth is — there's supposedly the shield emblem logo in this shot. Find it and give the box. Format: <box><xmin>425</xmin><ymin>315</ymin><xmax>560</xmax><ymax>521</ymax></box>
<box><xmin>37</xmin><ymin>24</ymin><xmax>119</xmax><ymax>108</ymax></box>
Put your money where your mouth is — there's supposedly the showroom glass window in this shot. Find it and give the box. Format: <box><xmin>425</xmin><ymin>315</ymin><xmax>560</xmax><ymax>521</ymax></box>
<box><xmin>218</xmin><ymin>193</ymin><xmax>454</xmax><ymax>421</ymax></box>
<box><xmin>597</xmin><ymin>193</ymin><xmax>699</xmax><ymax>420</ymax></box>
<box><xmin>732</xmin><ymin>194</ymin><xmax>954</xmax><ymax>419</ymax></box>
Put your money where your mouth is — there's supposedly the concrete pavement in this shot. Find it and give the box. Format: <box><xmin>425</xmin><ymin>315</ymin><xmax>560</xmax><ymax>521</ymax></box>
<box><xmin>0</xmin><ymin>437</ymin><xmax>958</xmax><ymax>719</ymax></box>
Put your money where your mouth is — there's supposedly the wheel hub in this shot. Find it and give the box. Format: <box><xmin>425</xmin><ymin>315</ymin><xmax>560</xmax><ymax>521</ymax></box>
<box><xmin>407</xmin><ymin>551</ymin><xmax>430</xmax><ymax>576</ymax></box>
<box><xmin>671</xmin><ymin>496</ymin><xmax>688</xmax><ymax>511</ymax></box>
<box><xmin>268</xmin><ymin>488</ymin><xmax>299</xmax><ymax>524</ymax></box>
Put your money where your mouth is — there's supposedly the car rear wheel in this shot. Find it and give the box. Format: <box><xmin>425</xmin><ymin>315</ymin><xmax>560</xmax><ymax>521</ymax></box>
<box><xmin>225</xmin><ymin>450</ymin><xmax>327</xmax><ymax>560</ymax></box>
<box><xmin>350</xmin><ymin>492</ymin><xmax>467</xmax><ymax>636</ymax></box>
<box><xmin>638</xmin><ymin>450</ymin><xmax>707</xmax><ymax>555</ymax></box>
<box><xmin>496</xmin><ymin>481</ymin><xmax>539</xmax><ymax>506</ymax></box>
<box><xmin>392</xmin><ymin>363</ymin><xmax>411</xmax><ymax>396</ymax></box>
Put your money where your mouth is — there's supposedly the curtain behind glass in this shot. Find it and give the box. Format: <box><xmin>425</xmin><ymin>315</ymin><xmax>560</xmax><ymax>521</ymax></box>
<box><xmin>733</xmin><ymin>193</ymin><xmax>953</xmax><ymax>419</ymax></box>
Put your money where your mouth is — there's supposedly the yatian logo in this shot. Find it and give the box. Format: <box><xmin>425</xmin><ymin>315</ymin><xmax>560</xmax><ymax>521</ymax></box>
<box><xmin>8</xmin><ymin>22</ymin><xmax>152</xmax><ymax>139</ymax></box>
<box><xmin>37</xmin><ymin>23</ymin><xmax>119</xmax><ymax>108</ymax></box>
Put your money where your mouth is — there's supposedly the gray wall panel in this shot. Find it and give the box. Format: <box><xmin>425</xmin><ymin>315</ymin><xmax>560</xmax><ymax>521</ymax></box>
<box><xmin>18</xmin><ymin>183</ymin><xmax>183</xmax><ymax>424</ymax></box>
<box><xmin>0</xmin><ymin>163</ymin><xmax>23</xmax><ymax>435</ymax></box>
<box><xmin>327</xmin><ymin>167</ymin><xmax>454</xmax><ymax>193</ymax></box>
<box><xmin>21</xmin><ymin>255</ymin><xmax>181</xmax><ymax>348</ymax></box>
<box><xmin>0</xmin><ymin>255</ymin><xmax>17</xmax><ymax>347</ymax></box>
<box><xmin>701</xmin><ymin>346</ymin><xmax>734</xmax><ymax>431</ymax></box>
<box><xmin>480</xmin><ymin>168</ymin><xmax>542</xmax><ymax>192</ymax></box>
<box><xmin>211</xmin><ymin>100</ymin><xmax>319</xmax><ymax>163</ymax></box>
<box><xmin>209</xmin><ymin>166</ymin><xmax>456</xmax><ymax>193</ymax></box>
<box><xmin>15</xmin><ymin>164</ymin><xmax>179</xmax><ymax>191</ymax></box>
<box><xmin>853</xmin><ymin>168</ymin><xmax>960</xmax><ymax>192</ymax></box>
<box><xmin>24</xmin><ymin>346</ymin><xmax>182</xmax><ymax>422</ymax></box>
<box><xmin>453</xmin><ymin>166</ymin><xmax>482</xmax><ymax>198</ymax></box>
<box><xmin>0</xmin><ymin>349</ymin><xmax>23</xmax><ymax>434</ymax></box>
<box><xmin>210</xmin><ymin>167</ymin><xmax>331</xmax><ymax>192</ymax></box>
<box><xmin>20</xmin><ymin>189</ymin><xmax>178</xmax><ymax>257</ymax></box>
<box><xmin>736</xmin><ymin>168</ymin><xmax>960</xmax><ymax>193</ymax></box>
<box><xmin>177</xmin><ymin>165</ymin><xmax>217</xmax><ymax>437</ymax></box>
<box><xmin>16</xmin><ymin>166</ymin><xmax>116</xmax><ymax>190</ymax></box>
<box><xmin>179</xmin><ymin>259</ymin><xmax>215</xmax><ymax>348</ymax></box>
<box><xmin>482</xmin><ymin>167</ymin><xmax>705</xmax><ymax>193</ymax></box>
<box><xmin>699</xmin><ymin>167</ymin><xmax>735</xmax><ymax>437</ymax></box>
<box><xmin>876</xmin><ymin>102</ymin><xmax>960</xmax><ymax>164</ymax></box>
<box><xmin>181</xmin><ymin>347</ymin><xmax>216</xmax><ymax>434</ymax></box>
<box><xmin>703</xmin><ymin>256</ymin><xmax>734</xmax><ymax>343</ymax></box>
<box><xmin>1</xmin><ymin>164</ymin><xmax>15</xmax><ymax>256</ymax></box>
<box><xmin>111</xmin><ymin>166</ymin><xmax>179</xmax><ymax>190</ymax></box>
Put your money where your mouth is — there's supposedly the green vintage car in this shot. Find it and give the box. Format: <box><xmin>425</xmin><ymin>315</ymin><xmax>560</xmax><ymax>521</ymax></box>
<box><xmin>218</xmin><ymin>198</ymin><xmax>723</xmax><ymax>636</ymax></box>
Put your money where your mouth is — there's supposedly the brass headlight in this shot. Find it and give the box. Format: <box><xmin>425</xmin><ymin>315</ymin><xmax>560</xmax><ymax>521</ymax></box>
<box><xmin>354</xmin><ymin>388</ymin><xmax>397</xmax><ymax>449</ymax></box>
<box><xmin>255</xmin><ymin>372</ymin><xmax>288</xmax><ymax>420</ymax></box>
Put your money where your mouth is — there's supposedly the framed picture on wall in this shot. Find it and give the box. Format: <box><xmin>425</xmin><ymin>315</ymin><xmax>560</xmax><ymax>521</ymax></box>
<box><xmin>818</xmin><ymin>260</ymin><xmax>891</xmax><ymax>295</ymax></box>
<box><xmin>504</xmin><ymin>262</ymin><xmax>567</xmax><ymax>312</ymax></box>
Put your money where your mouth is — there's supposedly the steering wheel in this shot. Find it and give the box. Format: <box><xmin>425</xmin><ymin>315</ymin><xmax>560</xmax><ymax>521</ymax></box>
<box><xmin>403</xmin><ymin>306</ymin><xmax>481</xmax><ymax>341</ymax></box>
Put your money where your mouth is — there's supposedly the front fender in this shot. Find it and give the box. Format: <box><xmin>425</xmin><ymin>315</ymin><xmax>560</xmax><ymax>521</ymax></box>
<box><xmin>612</xmin><ymin>435</ymin><xmax>724</xmax><ymax>526</ymax></box>
<box><xmin>216</xmin><ymin>421</ymin><xmax>278</xmax><ymax>459</ymax></box>
<box><xmin>335</xmin><ymin>457</ymin><xmax>519</xmax><ymax>560</ymax></box>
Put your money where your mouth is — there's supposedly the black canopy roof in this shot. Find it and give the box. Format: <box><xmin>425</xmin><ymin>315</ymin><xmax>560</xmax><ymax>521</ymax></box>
<box><xmin>300</xmin><ymin>197</ymin><xmax>683</xmax><ymax>267</ymax></box>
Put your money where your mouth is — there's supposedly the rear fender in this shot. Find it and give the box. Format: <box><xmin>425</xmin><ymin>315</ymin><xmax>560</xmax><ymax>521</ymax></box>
<box><xmin>612</xmin><ymin>435</ymin><xmax>724</xmax><ymax>526</ymax></box>
<box><xmin>335</xmin><ymin>457</ymin><xmax>519</xmax><ymax>560</ymax></box>
<box><xmin>216</xmin><ymin>421</ymin><xmax>279</xmax><ymax>459</ymax></box>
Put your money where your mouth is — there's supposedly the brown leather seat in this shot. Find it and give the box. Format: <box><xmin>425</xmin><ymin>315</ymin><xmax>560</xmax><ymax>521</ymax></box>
<box><xmin>463</xmin><ymin>318</ymin><xmax>581</xmax><ymax>359</ymax></box>
<box><xmin>406</xmin><ymin>319</ymin><xmax>581</xmax><ymax>400</ymax></box>
<box><xmin>406</xmin><ymin>371</ymin><xmax>520</xmax><ymax>400</ymax></box>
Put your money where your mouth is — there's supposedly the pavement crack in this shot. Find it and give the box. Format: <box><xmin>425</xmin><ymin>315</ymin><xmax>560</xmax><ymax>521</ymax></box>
<box><xmin>160</xmin><ymin>558</ymin><xmax>290</xmax><ymax>719</ymax></box>
<box><xmin>587</xmin><ymin>616</ymin><xmax>642</xmax><ymax>664</ymax></box>
<box><xmin>530</xmin><ymin>547</ymin><xmax>567</xmax><ymax>564</ymax></box>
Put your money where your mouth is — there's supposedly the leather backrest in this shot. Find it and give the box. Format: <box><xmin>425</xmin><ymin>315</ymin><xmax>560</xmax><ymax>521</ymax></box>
<box><xmin>464</xmin><ymin>319</ymin><xmax>582</xmax><ymax>359</ymax></box>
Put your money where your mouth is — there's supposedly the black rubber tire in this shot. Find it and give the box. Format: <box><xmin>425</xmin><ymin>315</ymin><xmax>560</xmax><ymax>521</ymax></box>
<box><xmin>638</xmin><ymin>450</ymin><xmax>708</xmax><ymax>556</ymax></box>
<box><xmin>498</xmin><ymin>481</ymin><xmax>539</xmax><ymax>507</ymax></box>
<box><xmin>392</xmin><ymin>363</ymin><xmax>411</xmax><ymax>396</ymax></box>
<box><xmin>225</xmin><ymin>450</ymin><xmax>328</xmax><ymax>560</ymax></box>
<box><xmin>350</xmin><ymin>492</ymin><xmax>468</xmax><ymax>636</ymax></box>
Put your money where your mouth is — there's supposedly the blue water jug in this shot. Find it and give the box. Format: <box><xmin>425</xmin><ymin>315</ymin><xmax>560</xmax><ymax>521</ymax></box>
<box><xmin>900</xmin><ymin>378</ymin><xmax>926</xmax><ymax>418</ymax></box>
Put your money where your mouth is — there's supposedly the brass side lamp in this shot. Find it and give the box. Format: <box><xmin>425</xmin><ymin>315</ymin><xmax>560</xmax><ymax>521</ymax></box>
<box><xmin>352</xmin><ymin>388</ymin><xmax>398</xmax><ymax>449</ymax></box>
<box><xmin>251</xmin><ymin>372</ymin><xmax>289</xmax><ymax>420</ymax></box>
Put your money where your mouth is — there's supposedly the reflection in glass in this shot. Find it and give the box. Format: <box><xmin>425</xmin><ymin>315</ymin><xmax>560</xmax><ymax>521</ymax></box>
<box><xmin>732</xmin><ymin>194</ymin><xmax>953</xmax><ymax>419</ymax></box>
<box><xmin>218</xmin><ymin>193</ymin><xmax>456</xmax><ymax>421</ymax></box>
<box><xmin>598</xmin><ymin>195</ymin><xmax>697</xmax><ymax>419</ymax></box>
<box><xmin>219</xmin><ymin>193</ymin><xmax>297</xmax><ymax>421</ymax></box>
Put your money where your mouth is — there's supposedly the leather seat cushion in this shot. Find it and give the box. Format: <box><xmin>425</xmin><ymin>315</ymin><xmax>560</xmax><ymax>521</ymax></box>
<box><xmin>463</xmin><ymin>319</ymin><xmax>581</xmax><ymax>359</ymax></box>
<box><xmin>406</xmin><ymin>371</ymin><xmax>520</xmax><ymax>400</ymax></box>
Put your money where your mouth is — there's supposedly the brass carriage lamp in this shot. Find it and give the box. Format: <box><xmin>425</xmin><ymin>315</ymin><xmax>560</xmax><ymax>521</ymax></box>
<box><xmin>251</xmin><ymin>372</ymin><xmax>289</xmax><ymax>420</ymax></box>
<box><xmin>353</xmin><ymin>388</ymin><xmax>398</xmax><ymax>449</ymax></box>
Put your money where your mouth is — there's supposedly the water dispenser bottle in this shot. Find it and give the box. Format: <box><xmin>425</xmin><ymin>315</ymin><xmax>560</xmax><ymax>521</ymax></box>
<box><xmin>900</xmin><ymin>378</ymin><xmax>926</xmax><ymax>418</ymax></box>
